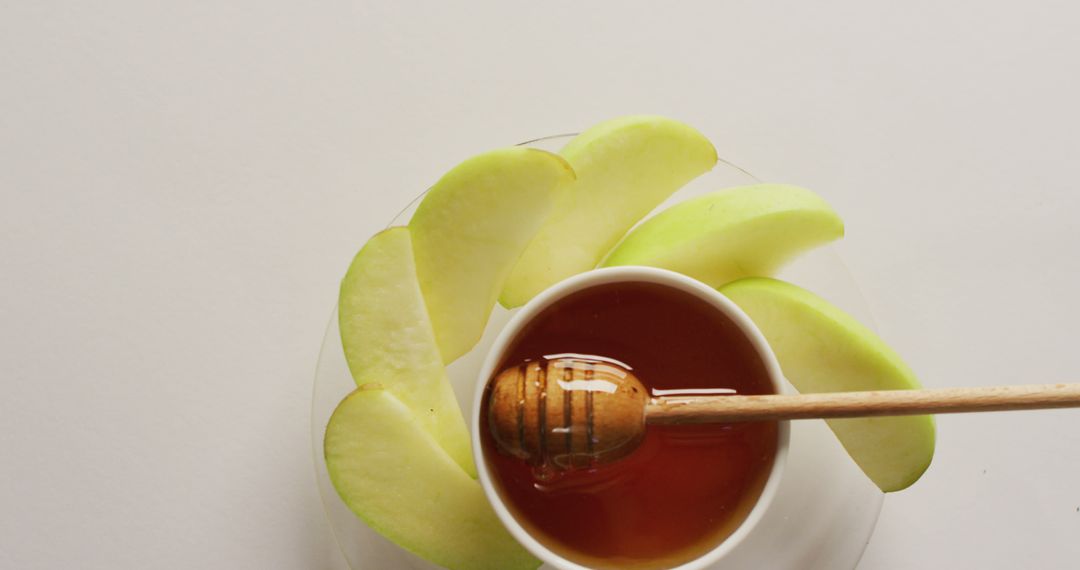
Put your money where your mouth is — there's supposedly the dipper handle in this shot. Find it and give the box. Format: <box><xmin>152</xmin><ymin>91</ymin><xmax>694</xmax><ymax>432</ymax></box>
<box><xmin>645</xmin><ymin>383</ymin><xmax>1080</xmax><ymax>423</ymax></box>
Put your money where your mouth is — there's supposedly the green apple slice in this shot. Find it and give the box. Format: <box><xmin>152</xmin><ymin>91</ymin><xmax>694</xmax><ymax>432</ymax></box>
<box><xmin>339</xmin><ymin>227</ymin><xmax>473</xmax><ymax>475</ymax></box>
<box><xmin>325</xmin><ymin>388</ymin><xmax>540</xmax><ymax>570</ymax></box>
<box><xmin>719</xmin><ymin>277</ymin><xmax>935</xmax><ymax>492</ymax></box>
<box><xmin>410</xmin><ymin>148</ymin><xmax>574</xmax><ymax>363</ymax></box>
<box><xmin>602</xmin><ymin>184</ymin><xmax>843</xmax><ymax>287</ymax></box>
<box><xmin>499</xmin><ymin>115</ymin><xmax>717</xmax><ymax>308</ymax></box>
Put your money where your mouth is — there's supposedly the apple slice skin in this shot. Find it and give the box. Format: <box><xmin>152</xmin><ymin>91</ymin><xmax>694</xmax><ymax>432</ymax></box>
<box><xmin>325</xmin><ymin>388</ymin><xmax>540</xmax><ymax>570</ymax></box>
<box><xmin>410</xmin><ymin>147</ymin><xmax>574</xmax><ymax>363</ymax></box>
<box><xmin>602</xmin><ymin>184</ymin><xmax>844</xmax><ymax>288</ymax></box>
<box><xmin>338</xmin><ymin>227</ymin><xmax>474</xmax><ymax>476</ymax></box>
<box><xmin>719</xmin><ymin>277</ymin><xmax>935</xmax><ymax>492</ymax></box>
<box><xmin>499</xmin><ymin>115</ymin><xmax>718</xmax><ymax>308</ymax></box>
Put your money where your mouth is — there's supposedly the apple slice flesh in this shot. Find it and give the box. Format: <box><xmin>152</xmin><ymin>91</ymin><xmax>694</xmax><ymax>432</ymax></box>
<box><xmin>325</xmin><ymin>388</ymin><xmax>539</xmax><ymax>570</ymax></box>
<box><xmin>719</xmin><ymin>277</ymin><xmax>935</xmax><ymax>492</ymax></box>
<box><xmin>338</xmin><ymin>227</ymin><xmax>473</xmax><ymax>475</ymax></box>
<box><xmin>499</xmin><ymin>115</ymin><xmax>717</xmax><ymax>308</ymax></box>
<box><xmin>602</xmin><ymin>184</ymin><xmax>844</xmax><ymax>287</ymax></box>
<box><xmin>410</xmin><ymin>148</ymin><xmax>574</xmax><ymax>363</ymax></box>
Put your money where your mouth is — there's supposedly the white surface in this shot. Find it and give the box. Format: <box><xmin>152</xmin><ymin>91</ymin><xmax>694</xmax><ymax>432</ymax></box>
<box><xmin>2</xmin><ymin>1</ymin><xmax>1079</xmax><ymax>569</ymax></box>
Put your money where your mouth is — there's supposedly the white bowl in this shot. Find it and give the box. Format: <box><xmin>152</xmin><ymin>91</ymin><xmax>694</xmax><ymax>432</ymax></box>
<box><xmin>472</xmin><ymin>266</ymin><xmax>790</xmax><ymax>570</ymax></box>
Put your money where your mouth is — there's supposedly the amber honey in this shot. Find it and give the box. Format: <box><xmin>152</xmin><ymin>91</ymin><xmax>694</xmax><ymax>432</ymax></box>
<box><xmin>480</xmin><ymin>281</ymin><xmax>778</xmax><ymax>570</ymax></box>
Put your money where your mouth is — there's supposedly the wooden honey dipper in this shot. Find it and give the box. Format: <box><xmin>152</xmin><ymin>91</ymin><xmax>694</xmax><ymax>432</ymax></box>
<box><xmin>486</xmin><ymin>356</ymin><xmax>1080</xmax><ymax>469</ymax></box>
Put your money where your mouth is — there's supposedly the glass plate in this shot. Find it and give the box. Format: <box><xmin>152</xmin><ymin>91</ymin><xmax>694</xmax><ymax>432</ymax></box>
<box><xmin>312</xmin><ymin>134</ymin><xmax>884</xmax><ymax>570</ymax></box>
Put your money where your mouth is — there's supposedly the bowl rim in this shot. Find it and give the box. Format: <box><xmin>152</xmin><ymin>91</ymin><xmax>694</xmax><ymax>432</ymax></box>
<box><xmin>471</xmin><ymin>266</ymin><xmax>791</xmax><ymax>570</ymax></box>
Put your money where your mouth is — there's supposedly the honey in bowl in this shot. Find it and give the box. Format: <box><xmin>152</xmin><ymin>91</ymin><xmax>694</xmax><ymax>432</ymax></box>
<box><xmin>479</xmin><ymin>280</ymin><xmax>780</xmax><ymax>570</ymax></box>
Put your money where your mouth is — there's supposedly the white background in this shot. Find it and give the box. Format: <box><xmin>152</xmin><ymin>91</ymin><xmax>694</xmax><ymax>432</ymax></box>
<box><xmin>3</xmin><ymin>1</ymin><xmax>1080</xmax><ymax>568</ymax></box>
